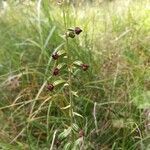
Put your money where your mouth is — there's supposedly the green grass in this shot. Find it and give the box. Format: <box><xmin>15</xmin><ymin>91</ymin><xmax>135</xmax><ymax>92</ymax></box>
<box><xmin>0</xmin><ymin>0</ymin><xmax>150</xmax><ymax>149</ymax></box>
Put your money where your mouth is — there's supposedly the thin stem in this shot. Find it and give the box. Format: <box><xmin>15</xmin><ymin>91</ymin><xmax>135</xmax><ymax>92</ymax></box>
<box><xmin>66</xmin><ymin>37</ymin><xmax>74</xmax><ymax>125</ymax></box>
<box><xmin>62</xmin><ymin>3</ymin><xmax>74</xmax><ymax>138</ymax></box>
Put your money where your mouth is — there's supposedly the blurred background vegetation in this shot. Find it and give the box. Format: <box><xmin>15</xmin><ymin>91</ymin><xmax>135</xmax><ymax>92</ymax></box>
<box><xmin>0</xmin><ymin>0</ymin><xmax>150</xmax><ymax>149</ymax></box>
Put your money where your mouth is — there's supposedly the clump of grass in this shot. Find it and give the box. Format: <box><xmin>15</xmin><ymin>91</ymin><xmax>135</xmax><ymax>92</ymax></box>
<box><xmin>0</xmin><ymin>0</ymin><xmax>150</xmax><ymax>149</ymax></box>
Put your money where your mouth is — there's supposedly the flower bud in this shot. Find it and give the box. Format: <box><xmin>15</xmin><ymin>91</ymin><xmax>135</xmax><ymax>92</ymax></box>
<box><xmin>75</xmin><ymin>27</ymin><xmax>82</xmax><ymax>35</ymax></box>
<box><xmin>53</xmin><ymin>68</ymin><xmax>60</xmax><ymax>76</ymax></box>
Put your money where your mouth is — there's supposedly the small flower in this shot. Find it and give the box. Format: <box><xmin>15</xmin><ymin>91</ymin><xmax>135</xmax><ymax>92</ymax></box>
<box><xmin>55</xmin><ymin>139</ymin><xmax>61</xmax><ymax>148</ymax></box>
<box><xmin>81</xmin><ymin>64</ymin><xmax>89</xmax><ymax>71</ymax></box>
<box><xmin>52</xmin><ymin>52</ymin><xmax>59</xmax><ymax>60</ymax></box>
<box><xmin>46</xmin><ymin>84</ymin><xmax>54</xmax><ymax>91</ymax></box>
<box><xmin>66</xmin><ymin>31</ymin><xmax>76</xmax><ymax>38</ymax></box>
<box><xmin>53</xmin><ymin>68</ymin><xmax>60</xmax><ymax>76</ymax></box>
<box><xmin>75</xmin><ymin>27</ymin><xmax>82</xmax><ymax>35</ymax></box>
<box><xmin>79</xmin><ymin>130</ymin><xmax>84</xmax><ymax>137</ymax></box>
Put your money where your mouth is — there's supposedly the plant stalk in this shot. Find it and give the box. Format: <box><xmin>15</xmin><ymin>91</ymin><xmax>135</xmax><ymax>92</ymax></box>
<box><xmin>62</xmin><ymin>3</ymin><xmax>74</xmax><ymax>139</ymax></box>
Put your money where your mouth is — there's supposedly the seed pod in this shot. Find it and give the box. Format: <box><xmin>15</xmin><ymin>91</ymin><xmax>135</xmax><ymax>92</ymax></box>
<box><xmin>47</xmin><ymin>84</ymin><xmax>54</xmax><ymax>91</ymax></box>
<box><xmin>53</xmin><ymin>68</ymin><xmax>60</xmax><ymax>76</ymax></box>
<box><xmin>75</xmin><ymin>27</ymin><xmax>82</xmax><ymax>35</ymax></box>
<box><xmin>81</xmin><ymin>64</ymin><xmax>89</xmax><ymax>71</ymax></box>
<box><xmin>52</xmin><ymin>52</ymin><xmax>59</xmax><ymax>60</ymax></box>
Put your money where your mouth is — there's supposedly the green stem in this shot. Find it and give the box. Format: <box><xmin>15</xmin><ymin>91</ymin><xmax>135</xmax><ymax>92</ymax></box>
<box><xmin>62</xmin><ymin>3</ymin><xmax>74</xmax><ymax>139</ymax></box>
<box><xmin>66</xmin><ymin>37</ymin><xmax>74</xmax><ymax>124</ymax></box>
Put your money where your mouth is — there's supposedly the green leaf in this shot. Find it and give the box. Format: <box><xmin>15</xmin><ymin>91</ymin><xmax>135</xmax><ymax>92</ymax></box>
<box><xmin>71</xmin><ymin>91</ymin><xmax>79</xmax><ymax>97</ymax></box>
<box><xmin>73</xmin><ymin>60</ymin><xmax>83</xmax><ymax>66</ymax></box>
<box><xmin>53</xmin><ymin>80</ymin><xmax>66</xmax><ymax>86</ymax></box>
<box><xmin>73</xmin><ymin>112</ymin><xmax>83</xmax><ymax>118</ymax></box>
<box><xmin>61</xmin><ymin>105</ymin><xmax>71</xmax><ymax>110</ymax></box>
<box><xmin>58</xmin><ymin>49</ymin><xmax>66</xmax><ymax>55</ymax></box>
<box><xmin>72</xmin><ymin>138</ymin><xmax>83</xmax><ymax>150</ymax></box>
<box><xmin>57</xmin><ymin>63</ymin><xmax>66</xmax><ymax>69</ymax></box>
<box><xmin>44</xmin><ymin>26</ymin><xmax>56</xmax><ymax>49</ymax></box>
<box><xmin>63</xmin><ymin>83</ymin><xmax>69</xmax><ymax>87</ymax></box>
<box><xmin>63</xmin><ymin>142</ymin><xmax>72</xmax><ymax>150</ymax></box>
<box><xmin>72</xmin><ymin>123</ymin><xmax>79</xmax><ymax>131</ymax></box>
<box><xmin>58</xmin><ymin>127</ymin><xmax>72</xmax><ymax>140</ymax></box>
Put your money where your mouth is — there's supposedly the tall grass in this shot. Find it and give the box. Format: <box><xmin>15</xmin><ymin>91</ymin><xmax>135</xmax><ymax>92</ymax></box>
<box><xmin>0</xmin><ymin>0</ymin><xmax>150</xmax><ymax>149</ymax></box>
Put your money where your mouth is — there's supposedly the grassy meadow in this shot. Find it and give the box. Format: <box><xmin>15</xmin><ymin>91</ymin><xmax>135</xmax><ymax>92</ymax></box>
<box><xmin>0</xmin><ymin>0</ymin><xmax>150</xmax><ymax>149</ymax></box>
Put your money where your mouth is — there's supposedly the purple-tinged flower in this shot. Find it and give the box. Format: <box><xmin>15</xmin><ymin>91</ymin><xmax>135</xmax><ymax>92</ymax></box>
<box><xmin>81</xmin><ymin>64</ymin><xmax>89</xmax><ymax>71</ymax></box>
<box><xmin>75</xmin><ymin>27</ymin><xmax>82</xmax><ymax>35</ymax></box>
<box><xmin>47</xmin><ymin>84</ymin><xmax>54</xmax><ymax>91</ymax></box>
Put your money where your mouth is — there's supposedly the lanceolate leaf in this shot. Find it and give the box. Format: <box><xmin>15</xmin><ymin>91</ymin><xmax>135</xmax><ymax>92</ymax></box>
<box><xmin>58</xmin><ymin>127</ymin><xmax>72</xmax><ymax>140</ymax></box>
<box><xmin>53</xmin><ymin>79</ymin><xmax>66</xmax><ymax>86</ymax></box>
<box><xmin>73</xmin><ymin>60</ymin><xmax>83</xmax><ymax>66</ymax></box>
<box><xmin>61</xmin><ymin>105</ymin><xmax>71</xmax><ymax>110</ymax></box>
<box><xmin>73</xmin><ymin>112</ymin><xmax>83</xmax><ymax>118</ymax></box>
